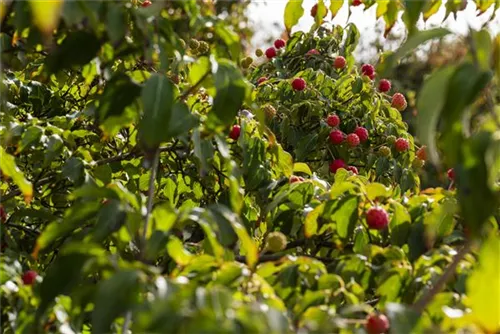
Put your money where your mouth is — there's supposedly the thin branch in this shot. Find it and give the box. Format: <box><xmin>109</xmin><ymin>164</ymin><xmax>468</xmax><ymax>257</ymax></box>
<box><xmin>178</xmin><ymin>71</ymin><xmax>210</xmax><ymax>101</ymax></box>
<box><xmin>121</xmin><ymin>311</ymin><xmax>132</xmax><ymax>334</ymax></box>
<box><xmin>412</xmin><ymin>240</ymin><xmax>472</xmax><ymax>314</ymax></box>
<box><xmin>141</xmin><ymin>148</ymin><xmax>160</xmax><ymax>243</ymax></box>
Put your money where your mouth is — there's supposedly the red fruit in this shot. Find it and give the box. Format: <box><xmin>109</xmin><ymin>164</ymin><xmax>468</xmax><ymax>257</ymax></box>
<box><xmin>366</xmin><ymin>207</ymin><xmax>389</xmax><ymax>230</ymax></box>
<box><xmin>310</xmin><ymin>4</ymin><xmax>327</xmax><ymax>17</ymax></box>
<box><xmin>352</xmin><ymin>0</ymin><xmax>363</xmax><ymax>6</ymax></box>
<box><xmin>395</xmin><ymin>138</ymin><xmax>409</xmax><ymax>152</ymax></box>
<box><xmin>141</xmin><ymin>0</ymin><xmax>152</xmax><ymax>7</ymax></box>
<box><xmin>289</xmin><ymin>175</ymin><xmax>304</xmax><ymax>183</ymax></box>
<box><xmin>22</xmin><ymin>270</ymin><xmax>37</xmax><ymax>285</ymax></box>
<box><xmin>265</xmin><ymin>47</ymin><xmax>277</xmax><ymax>59</ymax></box>
<box><xmin>334</xmin><ymin>56</ymin><xmax>346</xmax><ymax>69</ymax></box>
<box><xmin>274</xmin><ymin>39</ymin><xmax>286</xmax><ymax>49</ymax></box>
<box><xmin>391</xmin><ymin>92</ymin><xmax>407</xmax><ymax>111</ymax></box>
<box><xmin>354</xmin><ymin>127</ymin><xmax>369</xmax><ymax>142</ymax></box>
<box><xmin>447</xmin><ymin>168</ymin><xmax>455</xmax><ymax>181</ymax></box>
<box><xmin>291</xmin><ymin>78</ymin><xmax>306</xmax><ymax>91</ymax></box>
<box><xmin>329</xmin><ymin>130</ymin><xmax>345</xmax><ymax>145</ymax></box>
<box><xmin>416</xmin><ymin>146</ymin><xmax>427</xmax><ymax>161</ymax></box>
<box><xmin>326</xmin><ymin>114</ymin><xmax>340</xmax><ymax>127</ymax></box>
<box><xmin>229</xmin><ymin>125</ymin><xmax>241</xmax><ymax>140</ymax></box>
<box><xmin>365</xmin><ymin>314</ymin><xmax>390</xmax><ymax>334</ymax></box>
<box><xmin>347</xmin><ymin>166</ymin><xmax>358</xmax><ymax>174</ymax></box>
<box><xmin>346</xmin><ymin>133</ymin><xmax>360</xmax><ymax>147</ymax></box>
<box><xmin>306</xmin><ymin>49</ymin><xmax>320</xmax><ymax>56</ymax></box>
<box><xmin>0</xmin><ymin>205</ymin><xmax>6</xmax><ymax>223</ymax></box>
<box><xmin>361</xmin><ymin>64</ymin><xmax>375</xmax><ymax>76</ymax></box>
<box><xmin>368</xmin><ymin>73</ymin><xmax>376</xmax><ymax>80</ymax></box>
<box><xmin>378</xmin><ymin>79</ymin><xmax>391</xmax><ymax>92</ymax></box>
<box><xmin>329</xmin><ymin>159</ymin><xmax>346</xmax><ymax>173</ymax></box>
<box><xmin>257</xmin><ymin>77</ymin><xmax>267</xmax><ymax>85</ymax></box>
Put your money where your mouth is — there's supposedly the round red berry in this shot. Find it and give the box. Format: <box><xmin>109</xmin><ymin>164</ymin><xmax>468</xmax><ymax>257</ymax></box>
<box><xmin>447</xmin><ymin>168</ymin><xmax>455</xmax><ymax>181</ymax></box>
<box><xmin>265</xmin><ymin>47</ymin><xmax>277</xmax><ymax>59</ymax></box>
<box><xmin>347</xmin><ymin>166</ymin><xmax>358</xmax><ymax>174</ymax></box>
<box><xmin>22</xmin><ymin>270</ymin><xmax>37</xmax><ymax>285</ymax></box>
<box><xmin>141</xmin><ymin>0</ymin><xmax>152</xmax><ymax>7</ymax></box>
<box><xmin>416</xmin><ymin>146</ymin><xmax>427</xmax><ymax>161</ymax></box>
<box><xmin>352</xmin><ymin>0</ymin><xmax>363</xmax><ymax>6</ymax></box>
<box><xmin>326</xmin><ymin>114</ymin><xmax>340</xmax><ymax>127</ymax></box>
<box><xmin>257</xmin><ymin>77</ymin><xmax>267</xmax><ymax>85</ymax></box>
<box><xmin>346</xmin><ymin>133</ymin><xmax>360</xmax><ymax>147</ymax></box>
<box><xmin>329</xmin><ymin>130</ymin><xmax>345</xmax><ymax>145</ymax></box>
<box><xmin>274</xmin><ymin>39</ymin><xmax>286</xmax><ymax>49</ymax></box>
<box><xmin>354</xmin><ymin>127</ymin><xmax>369</xmax><ymax>142</ymax></box>
<box><xmin>378</xmin><ymin>79</ymin><xmax>391</xmax><ymax>92</ymax></box>
<box><xmin>334</xmin><ymin>56</ymin><xmax>346</xmax><ymax>69</ymax></box>
<box><xmin>291</xmin><ymin>78</ymin><xmax>306</xmax><ymax>91</ymax></box>
<box><xmin>361</xmin><ymin>64</ymin><xmax>375</xmax><ymax>76</ymax></box>
<box><xmin>289</xmin><ymin>175</ymin><xmax>304</xmax><ymax>183</ymax></box>
<box><xmin>229</xmin><ymin>125</ymin><xmax>241</xmax><ymax>140</ymax></box>
<box><xmin>366</xmin><ymin>207</ymin><xmax>389</xmax><ymax>230</ymax></box>
<box><xmin>394</xmin><ymin>138</ymin><xmax>409</xmax><ymax>152</ymax></box>
<box><xmin>368</xmin><ymin>72</ymin><xmax>376</xmax><ymax>80</ymax></box>
<box><xmin>306</xmin><ymin>49</ymin><xmax>320</xmax><ymax>56</ymax></box>
<box><xmin>365</xmin><ymin>314</ymin><xmax>390</xmax><ymax>334</ymax></box>
<box><xmin>329</xmin><ymin>159</ymin><xmax>346</xmax><ymax>173</ymax></box>
<box><xmin>391</xmin><ymin>93</ymin><xmax>407</xmax><ymax>111</ymax></box>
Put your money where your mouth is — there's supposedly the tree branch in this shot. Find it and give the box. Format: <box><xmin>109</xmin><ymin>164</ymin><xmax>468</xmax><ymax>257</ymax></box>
<box><xmin>412</xmin><ymin>240</ymin><xmax>472</xmax><ymax>314</ymax></box>
<box><xmin>141</xmin><ymin>148</ymin><xmax>160</xmax><ymax>243</ymax></box>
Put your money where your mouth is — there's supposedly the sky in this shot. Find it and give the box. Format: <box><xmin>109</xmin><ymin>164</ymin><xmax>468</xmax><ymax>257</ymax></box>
<box><xmin>248</xmin><ymin>1</ymin><xmax>500</xmax><ymax>60</ymax></box>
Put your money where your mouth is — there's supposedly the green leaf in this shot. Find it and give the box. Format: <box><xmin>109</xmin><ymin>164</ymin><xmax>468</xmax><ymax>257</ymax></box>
<box><xmin>380</xmin><ymin>28</ymin><xmax>450</xmax><ymax>77</ymax></box>
<box><xmin>284</xmin><ymin>0</ymin><xmax>304</xmax><ymax>33</ymax></box>
<box><xmin>45</xmin><ymin>31</ymin><xmax>102</xmax><ymax>73</ymax></box>
<box><xmin>382</xmin><ymin>0</ymin><xmax>399</xmax><ymax>37</ymax></box>
<box><xmin>43</xmin><ymin>134</ymin><xmax>64</xmax><ymax>167</ymax></box>
<box><xmin>92</xmin><ymin>270</ymin><xmax>142</xmax><ymax>334</ymax></box>
<box><xmin>62</xmin><ymin>157</ymin><xmax>85</xmax><ymax>184</ymax></box>
<box><xmin>416</xmin><ymin>66</ymin><xmax>456</xmax><ymax>164</ymax></box>
<box><xmin>365</xmin><ymin>182</ymin><xmax>391</xmax><ymax>201</ymax></box>
<box><xmin>138</xmin><ymin>73</ymin><xmax>178</xmax><ymax>149</ymax></box>
<box><xmin>215</xmin><ymin>22</ymin><xmax>241</xmax><ymax>62</ymax></box>
<box><xmin>385</xmin><ymin>303</ymin><xmax>420</xmax><ymax>333</ymax></box>
<box><xmin>29</xmin><ymin>0</ymin><xmax>63</xmax><ymax>35</ymax></box>
<box><xmin>0</xmin><ymin>147</ymin><xmax>33</xmax><ymax>203</ymax></box>
<box><xmin>167</xmin><ymin>235</ymin><xmax>194</xmax><ymax>265</ymax></box>
<box><xmin>293</xmin><ymin>162</ymin><xmax>312</xmax><ymax>176</ymax></box>
<box><xmin>207</xmin><ymin>60</ymin><xmax>247</xmax><ymax>128</ymax></box>
<box><xmin>324</xmin><ymin>196</ymin><xmax>359</xmax><ymax>240</ymax></box>
<box><xmin>17</xmin><ymin>126</ymin><xmax>43</xmax><ymax>153</ymax></box>
<box><xmin>165</xmin><ymin>102</ymin><xmax>199</xmax><ymax>138</ymax></box>
<box><xmin>152</xmin><ymin>203</ymin><xmax>177</xmax><ymax>233</ymax></box>
<box><xmin>314</xmin><ymin>0</ymin><xmax>327</xmax><ymax>25</ymax></box>
<box><xmin>423</xmin><ymin>198</ymin><xmax>457</xmax><ymax>245</ymax></box>
<box><xmin>403</xmin><ymin>0</ymin><xmax>426</xmax><ymax>35</ymax></box>
<box><xmin>389</xmin><ymin>200</ymin><xmax>411</xmax><ymax>246</ymax></box>
<box><xmin>304</xmin><ymin>203</ymin><xmax>324</xmax><ymax>238</ymax></box>
<box><xmin>106</xmin><ymin>4</ymin><xmax>126</xmax><ymax>44</ymax></box>
<box><xmin>96</xmin><ymin>73</ymin><xmax>141</xmax><ymax>123</ymax></box>
<box><xmin>329</xmin><ymin>0</ymin><xmax>344</xmax><ymax>18</ymax></box>
<box><xmin>91</xmin><ymin>200</ymin><xmax>127</xmax><ymax>242</ymax></box>
<box><xmin>467</xmin><ymin>234</ymin><xmax>500</xmax><ymax>332</ymax></box>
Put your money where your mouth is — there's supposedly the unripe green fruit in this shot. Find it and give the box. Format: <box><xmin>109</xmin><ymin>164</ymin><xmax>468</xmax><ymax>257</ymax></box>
<box><xmin>386</xmin><ymin>135</ymin><xmax>396</xmax><ymax>145</ymax></box>
<box><xmin>265</xmin><ymin>231</ymin><xmax>287</xmax><ymax>253</ymax></box>
<box><xmin>189</xmin><ymin>38</ymin><xmax>200</xmax><ymax>50</ymax></box>
<box><xmin>240</xmin><ymin>58</ymin><xmax>250</xmax><ymax>68</ymax></box>
<box><xmin>179</xmin><ymin>39</ymin><xmax>186</xmax><ymax>49</ymax></box>
<box><xmin>245</xmin><ymin>56</ymin><xmax>253</xmax><ymax>66</ymax></box>
<box><xmin>263</xmin><ymin>104</ymin><xmax>276</xmax><ymax>118</ymax></box>
<box><xmin>255</xmin><ymin>48</ymin><xmax>264</xmax><ymax>57</ymax></box>
<box><xmin>197</xmin><ymin>41</ymin><xmax>210</xmax><ymax>54</ymax></box>
<box><xmin>378</xmin><ymin>146</ymin><xmax>391</xmax><ymax>157</ymax></box>
<box><xmin>412</xmin><ymin>158</ymin><xmax>425</xmax><ymax>169</ymax></box>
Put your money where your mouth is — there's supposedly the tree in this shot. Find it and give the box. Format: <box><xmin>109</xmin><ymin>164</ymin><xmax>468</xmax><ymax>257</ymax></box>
<box><xmin>0</xmin><ymin>0</ymin><xmax>499</xmax><ymax>333</ymax></box>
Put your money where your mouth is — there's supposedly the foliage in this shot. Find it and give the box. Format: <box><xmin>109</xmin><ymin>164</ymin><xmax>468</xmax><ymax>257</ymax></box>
<box><xmin>0</xmin><ymin>1</ymin><xmax>499</xmax><ymax>333</ymax></box>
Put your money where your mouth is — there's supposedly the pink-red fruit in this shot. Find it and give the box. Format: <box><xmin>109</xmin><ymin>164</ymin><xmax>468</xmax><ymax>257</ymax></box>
<box><xmin>346</xmin><ymin>133</ymin><xmax>360</xmax><ymax>147</ymax></box>
<box><xmin>391</xmin><ymin>93</ymin><xmax>407</xmax><ymax>111</ymax></box>
<box><xmin>306</xmin><ymin>49</ymin><xmax>320</xmax><ymax>56</ymax></box>
<box><xmin>416</xmin><ymin>146</ymin><xmax>427</xmax><ymax>161</ymax></box>
<box><xmin>447</xmin><ymin>168</ymin><xmax>455</xmax><ymax>181</ymax></box>
<box><xmin>274</xmin><ymin>39</ymin><xmax>286</xmax><ymax>49</ymax></box>
<box><xmin>395</xmin><ymin>138</ymin><xmax>409</xmax><ymax>152</ymax></box>
<box><xmin>354</xmin><ymin>127</ymin><xmax>369</xmax><ymax>142</ymax></box>
<box><xmin>291</xmin><ymin>78</ymin><xmax>306</xmax><ymax>91</ymax></box>
<box><xmin>366</xmin><ymin>207</ymin><xmax>389</xmax><ymax>230</ymax></box>
<box><xmin>378</xmin><ymin>79</ymin><xmax>391</xmax><ymax>92</ymax></box>
<box><xmin>229</xmin><ymin>125</ymin><xmax>241</xmax><ymax>140</ymax></box>
<box><xmin>347</xmin><ymin>166</ymin><xmax>358</xmax><ymax>174</ymax></box>
<box><xmin>334</xmin><ymin>56</ymin><xmax>346</xmax><ymax>69</ymax></box>
<box><xmin>329</xmin><ymin>130</ymin><xmax>345</xmax><ymax>145</ymax></box>
<box><xmin>141</xmin><ymin>0</ymin><xmax>152</xmax><ymax>7</ymax></box>
<box><xmin>257</xmin><ymin>77</ymin><xmax>267</xmax><ymax>85</ymax></box>
<box><xmin>265</xmin><ymin>47</ymin><xmax>277</xmax><ymax>59</ymax></box>
<box><xmin>352</xmin><ymin>0</ymin><xmax>363</xmax><ymax>6</ymax></box>
<box><xmin>365</xmin><ymin>314</ymin><xmax>390</xmax><ymax>334</ymax></box>
<box><xmin>289</xmin><ymin>175</ymin><xmax>304</xmax><ymax>183</ymax></box>
<box><xmin>361</xmin><ymin>64</ymin><xmax>375</xmax><ymax>76</ymax></box>
<box><xmin>22</xmin><ymin>270</ymin><xmax>37</xmax><ymax>285</ymax></box>
<box><xmin>327</xmin><ymin>114</ymin><xmax>340</xmax><ymax>127</ymax></box>
<box><xmin>329</xmin><ymin>159</ymin><xmax>346</xmax><ymax>173</ymax></box>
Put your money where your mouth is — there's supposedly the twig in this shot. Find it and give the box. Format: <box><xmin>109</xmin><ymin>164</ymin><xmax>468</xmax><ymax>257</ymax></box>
<box><xmin>141</xmin><ymin>148</ymin><xmax>160</xmax><ymax>243</ymax></box>
<box><xmin>178</xmin><ymin>71</ymin><xmax>210</xmax><ymax>101</ymax></box>
<box><xmin>121</xmin><ymin>311</ymin><xmax>132</xmax><ymax>334</ymax></box>
<box><xmin>412</xmin><ymin>240</ymin><xmax>472</xmax><ymax>314</ymax></box>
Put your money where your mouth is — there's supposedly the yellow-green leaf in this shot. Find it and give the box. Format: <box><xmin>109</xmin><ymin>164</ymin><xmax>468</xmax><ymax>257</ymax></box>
<box><xmin>0</xmin><ymin>147</ymin><xmax>33</xmax><ymax>203</ymax></box>
<box><xmin>284</xmin><ymin>0</ymin><xmax>304</xmax><ymax>33</ymax></box>
<box><xmin>167</xmin><ymin>236</ymin><xmax>194</xmax><ymax>266</ymax></box>
<box><xmin>466</xmin><ymin>234</ymin><xmax>500</xmax><ymax>332</ymax></box>
<box><xmin>304</xmin><ymin>203</ymin><xmax>324</xmax><ymax>238</ymax></box>
<box><xmin>30</xmin><ymin>0</ymin><xmax>64</xmax><ymax>35</ymax></box>
<box><xmin>293</xmin><ymin>162</ymin><xmax>312</xmax><ymax>176</ymax></box>
<box><xmin>329</xmin><ymin>0</ymin><xmax>344</xmax><ymax>18</ymax></box>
